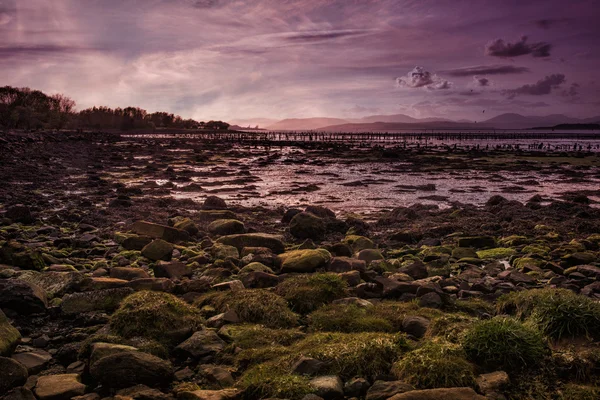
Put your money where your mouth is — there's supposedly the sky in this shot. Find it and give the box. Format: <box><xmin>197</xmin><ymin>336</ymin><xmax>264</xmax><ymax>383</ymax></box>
<box><xmin>1</xmin><ymin>0</ymin><xmax>599</xmax><ymax>123</ymax></box>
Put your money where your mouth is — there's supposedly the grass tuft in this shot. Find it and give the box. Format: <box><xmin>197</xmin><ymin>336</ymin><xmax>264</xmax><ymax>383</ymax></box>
<box><xmin>275</xmin><ymin>273</ymin><xmax>347</xmax><ymax>314</ymax></box>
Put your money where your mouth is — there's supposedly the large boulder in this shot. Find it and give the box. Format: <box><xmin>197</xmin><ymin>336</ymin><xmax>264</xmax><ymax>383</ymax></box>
<box><xmin>33</xmin><ymin>374</ymin><xmax>86</xmax><ymax>400</ymax></box>
<box><xmin>11</xmin><ymin>349</ymin><xmax>52</xmax><ymax>374</ymax></box>
<box><xmin>216</xmin><ymin>233</ymin><xmax>285</xmax><ymax>254</ymax></box>
<box><xmin>17</xmin><ymin>271</ymin><xmax>84</xmax><ymax>299</ymax></box>
<box><xmin>208</xmin><ymin>219</ymin><xmax>245</xmax><ymax>236</ymax></box>
<box><xmin>278</xmin><ymin>249</ymin><xmax>332</xmax><ymax>273</ymax></box>
<box><xmin>88</xmin><ymin>342</ymin><xmax>138</xmax><ymax>367</ymax></box>
<box><xmin>0</xmin><ymin>279</ymin><xmax>47</xmax><ymax>314</ymax></box>
<box><xmin>0</xmin><ymin>309</ymin><xmax>21</xmax><ymax>356</ymax></box>
<box><xmin>89</xmin><ymin>351</ymin><xmax>174</xmax><ymax>388</ymax></box>
<box><xmin>0</xmin><ymin>356</ymin><xmax>28</xmax><ymax>393</ymax></box>
<box><xmin>131</xmin><ymin>221</ymin><xmax>190</xmax><ymax>243</ymax></box>
<box><xmin>141</xmin><ymin>239</ymin><xmax>173</xmax><ymax>261</ymax></box>
<box><xmin>388</xmin><ymin>388</ymin><xmax>486</xmax><ymax>400</ymax></box>
<box><xmin>61</xmin><ymin>287</ymin><xmax>133</xmax><ymax>315</ymax></box>
<box><xmin>289</xmin><ymin>212</ymin><xmax>326</xmax><ymax>240</ymax></box>
<box><xmin>0</xmin><ymin>241</ymin><xmax>45</xmax><ymax>271</ymax></box>
<box><xmin>202</xmin><ymin>196</ymin><xmax>228</xmax><ymax>210</ymax></box>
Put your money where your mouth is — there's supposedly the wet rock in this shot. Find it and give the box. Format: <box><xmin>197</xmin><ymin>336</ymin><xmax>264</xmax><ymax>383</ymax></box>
<box><xmin>366</xmin><ymin>380</ymin><xmax>414</xmax><ymax>400</ymax></box>
<box><xmin>33</xmin><ymin>374</ymin><xmax>86</xmax><ymax>400</ymax></box>
<box><xmin>12</xmin><ymin>349</ymin><xmax>52</xmax><ymax>374</ymax></box>
<box><xmin>110</xmin><ymin>267</ymin><xmax>150</xmax><ymax>281</ymax></box>
<box><xmin>61</xmin><ymin>287</ymin><xmax>133</xmax><ymax>315</ymax></box>
<box><xmin>0</xmin><ymin>279</ymin><xmax>48</xmax><ymax>314</ymax></box>
<box><xmin>90</xmin><ymin>351</ymin><xmax>173</xmax><ymax>389</ymax></box>
<box><xmin>5</xmin><ymin>205</ymin><xmax>34</xmax><ymax>224</ymax></box>
<box><xmin>208</xmin><ymin>219</ymin><xmax>245</xmax><ymax>236</ymax></box>
<box><xmin>388</xmin><ymin>387</ymin><xmax>486</xmax><ymax>400</ymax></box>
<box><xmin>132</xmin><ymin>221</ymin><xmax>190</xmax><ymax>243</ymax></box>
<box><xmin>310</xmin><ymin>375</ymin><xmax>343</xmax><ymax>400</ymax></box>
<box><xmin>141</xmin><ymin>239</ymin><xmax>174</xmax><ymax>261</ymax></box>
<box><xmin>0</xmin><ymin>356</ymin><xmax>29</xmax><ymax>393</ymax></box>
<box><xmin>402</xmin><ymin>316</ymin><xmax>430</xmax><ymax>339</ymax></box>
<box><xmin>0</xmin><ymin>309</ymin><xmax>21</xmax><ymax>356</ymax></box>
<box><xmin>289</xmin><ymin>212</ymin><xmax>326</xmax><ymax>240</ymax></box>
<box><xmin>153</xmin><ymin>261</ymin><xmax>192</xmax><ymax>280</ymax></box>
<box><xmin>203</xmin><ymin>196</ymin><xmax>228</xmax><ymax>210</ymax></box>
<box><xmin>174</xmin><ymin>329</ymin><xmax>226</xmax><ymax>359</ymax></box>
<box><xmin>217</xmin><ymin>233</ymin><xmax>285</xmax><ymax>254</ymax></box>
<box><xmin>278</xmin><ymin>249</ymin><xmax>332</xmax><ymax>273</ymax></box>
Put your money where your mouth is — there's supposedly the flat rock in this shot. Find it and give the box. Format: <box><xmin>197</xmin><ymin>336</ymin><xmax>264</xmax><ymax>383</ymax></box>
<box><xmin>12</xmin><ymin>349</ymin><xmax>52</xmax><ymax>374</ymax></box>
<box><xmin>366</xmin><ymin>380</ymin><xmax>415</xmax><ymax>400</ymax></box>
<box><xmin>89</xmin><ymin>351</ymin><xmax>173</xmax><ymax>388</ymax></box>
<box><xmin>0</xmin><ymin>279</ymin><xmax>48</xmax><ymax>314</ymax></box>
<box><xmin>216</xmin><ymin>233</ymin><xmax>285</xmax><ymax>254</ymax></box>
<box><xmin>34</xmin><ymin>374</ymin><xmax>86</xmax><ymax>400</ymax></box>
<box><xmin>61</xmin><ymin>287</ymin><xmax>133</xmax><ymax>315</ymax></box>
<box><xmin>388</xmin><ymin>387</ymin><xmax>486</xmax><ymax>400</ymax></box>
<box><xmin>132</xmin><ymin>221</ymin><xmax>190</xmax><ymax>243</ymax></box>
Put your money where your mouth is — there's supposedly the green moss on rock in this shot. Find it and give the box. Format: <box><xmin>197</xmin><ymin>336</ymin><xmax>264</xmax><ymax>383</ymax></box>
<box><xmin>276</xmin><ymin>273</ymin><xmax>347</xmax><ymax>314</ymax></box>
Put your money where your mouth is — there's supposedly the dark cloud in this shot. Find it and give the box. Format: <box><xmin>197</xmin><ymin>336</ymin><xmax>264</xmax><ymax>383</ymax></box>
<box><xmin>396</xmin><ymin>66</ymin><xmax>452</xmax><ymax>90</ymax></box>
<box><xmin>535</xmin><ymin>19</ymin><xmax>568</xmax><ymax>29</ymax></box>
<box><xmin>474</xmin><ymin>77</ymin><xmax>490</xmax><ymax>87</ymax></box>
<box><xmin>284</xmin><ymin>30</ymin><xmax>371</xmax><ymax>43</ymax></box>
<box><xmin>444</xmin><ymin>65</ymin><xmax>530</xmax><ymax>77</ymax></box>
<box><xmin>561</xmin><ymin>83</ymin><xmax>579</xmax><ymax>97</ymax></box>
<box><xmin>0</xmin><ymin>45</ymin><xmax>97</xmax><ymax>59</ymax></box>
<box><xmin>503</xmin><ymin>74</ymin><xmax>566</xmax><ymax>98</ymax></box>
<box><xmin>458</xmin><ymin>90</ymin><xmax>482</xmax><ymax>96</ymax></box>
<box><xmin>485</xmin><ymin>36</ymin><xmax>552</xmax><ymax>58</ymax></box>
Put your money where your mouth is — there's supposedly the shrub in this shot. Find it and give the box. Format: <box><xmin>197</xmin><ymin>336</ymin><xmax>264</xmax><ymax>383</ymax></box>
<box><xmin>392</xmin><ymin>340</ymin><xmax>476</xmax><ymax>389</ymax></box>
<box><xmin>463</xmin><ymin>317</ymin><xmax>548</xmax><ymax>371</ymax></box>
<box><xmin>194</xmin><ymin>289</ymin><xmax>298</xmax><ymax>328</ymax></box>
<box><xmin>110</xmin><ymin>291</ymin><xmax>203</xmax><ymax>344</ymax></box>
<box><xmin>497</xmin><ymin>289</ymin><xmax>600</xmax><ymax>340</ymax></box>
<box><xmin>276</xmin><ymin>273</ymin><xmax>347</xmax><ymax>314</ymax></box>
<box><xmin>308</xmin><ymin>303</ymin><xmax>394</xmax><ymax>333</ymax></box>
<box><xmin>238</xmin><ymin>364</ymin><xmax>313</xmax><ymax>400</ymax></box>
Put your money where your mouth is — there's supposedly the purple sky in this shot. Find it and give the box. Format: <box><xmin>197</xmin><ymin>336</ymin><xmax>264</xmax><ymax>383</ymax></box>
<box><xmin>1</xmin><ymin>0</ymin><xmax>599</xmax><ymax>122</ymax></box>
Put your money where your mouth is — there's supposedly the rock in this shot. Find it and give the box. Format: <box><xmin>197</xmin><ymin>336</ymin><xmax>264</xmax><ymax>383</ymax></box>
<box><xmin>198</xmin><ymin>364</ymin><xmax>235</xmax><ymax>387</ymax></box>
<box><xmin>0</xmin><ymin>241</ymin><xmax>45</xmax><ymax>271</ymax></box>
<box><xmin>174</xmin><ymin>330</ymin><xmax>226</xmax><ymax>359</ymax></box>
<box><xmin>17</xmin><ymin>271</ymin><xmax>84</xmax><ymax>299</ymax></box>
<box><xmin>343</xmin><ymin>377</ymin><xmax>370</xmax><ymax>398</ymax></box>
<box><xmin>131</xmin><ymin>221</ymin><xmax>190</xmax><ymax>243</ymax></box>
<box><xmin>110</xmin><ymin>267</ymin><xmax>150</xmax><ymax>281</ymax></box>
<box><xmin>289</xmin><ymin>212</ymin><xmax>326</xmax><ymax>240</ymax></box>
<box><xmin>5</xmin><ymin>205</ymin><xmax>34</xmax><ymax>224</ymax></box>
<box><xmin>0</xmin><ymin>279</ymin><xmax>48</xmax><ymax>314</ymax></box>
<box><xmin>366</xmin><ymin>381</ymin><xmax>414</xmax><ymax>400</ymax></box>
<box><xmin>206</xmin><ymin>310</ymin><xmax>240</xmax><ymax>329</ymax></box>
<box><xmin>282</xmin><ymin>208</ymin><xmax>302</xmax><ymax>224</ymax></box>
<box><xmin>202</xmin><ymin>196</ymin><xmax>227</xmax><ymax>210</ymax></box>
<box><xmin>211</xmin><ymin>280</ymin><xmax>244</xmax><ymax>292</ymax></box>
<box><xmin>241</xmin><ymin>271</ymin><xmax>279</xmax><ymax>288</ymax></box>
<box><xmin>388</xmin><ymin>387</ymin><xmax>486</xmax><ymax>400</ymax></box>
<box><xmin>122</xmin><ymin>235</ymin><xmax>153</xmax><ymax>251</ymax></box>
<box><xmin>209</xmin><ymin>243</ymin><xmax>240</xmax><ymax>260</ymax></box>
<box><xmin>278</xmin><ymin>249</ymin><xmax>332</xmax><ymax>273</ymax></box>
<box><xmin>452</xmin><ymin>248</ymin><xmax>479</xmax><ymax>259</ymax></box>
<box><xmin>89</xmin><ymin>351</ymin><xmax>173</xmax><ymax>388</ymax></box>
<box><xmin>77</xmin><ymin>277</ymin><xmax>128</xmax><ymax>291</ymax></box>
<box><xmin>332</xmin><ymin>297</ymin><xmax>373</xmax><ymax>308</ymax></box>
<box><xmin>174</xmin><ymin>218</ymin><xmax>200</xmax><ymax>235</ymax></box>
<box><xmin>305</xmin><ymin>205</ymin><xmax>336</xmax><ymax>219</ymax></box>
<box><xmin>400</xmin><ymin>261</ymin><xmax>428</xmax><ymax>280</ymax></box>
<box><xmin>458</xmin><ymin>236</ymin><xmax>496</xmax><ymax>249</ymax></box>
<box><xmin>61</xmin><ymin>287</ymin><xmax>133</xmax><ymax>315</ymax></box>
<box><xmin>0</xmin><ymin>356</ymin><xmax>28</xmax><ymax>393</ymax></box>
<box><xmin>339</xmin><ymin>270</ymin><xmax>362</xmax><ymax>287</ymax></box>
<box><xmin>153</xmin><ymin>261</ymin><xmax>192</xmax><ymax>279</ymax></box>
<box><xmin>115</xmin><ymin>384</ymin><xmax>170</xmax><ymax>400</ymax></box>
<box><xmin>327</xmin><ymin>257</ymin><xmax>366</xmax><ymax>273</ymax></box>
<box><xmin>127</xmin><ymin>278</ymin><xmax>175</xmax><ymax>292</ymax></box>
<box><xmin>198</xmin><ymin>210</ymin><xmax>237</xmax><ymax>222</ymax></box>
<box><xmin>476</xmin><ymin>371</ymin><xmax>509</xmax><ymax>395</ymax></box>
<box><xmin>310</xmin><ymin>375</ymin><xmax>344</xmax><ymax>400</ymax></box>
<box><xmin>33</xmin><ymin>374</ymin><xmax>86</xmax><ymax>400</ymax></box>
<box><xmin>356</xmin><ymin>249</ymin><xmax>384</xmax><ymax>264</ymax></box>
<box><xmin>141</xmin><ymin>239</ymin><xmax>173</xmax><ymax>261</ymax></box>
<box><xmin>3</xmin><ymin>387</ymin><xmax>36</xmax><ymax>400</ymax></box>
<box><xmin>88</xmin><ymin>342</ymin><xmax>139</xmax><ymax>367</ymax></box>
<box><xmin>418</xmin><ymin>292</ymin><xmax>443</xmax><ymax>308</ymax></box>
<box><xmin>402</xmin><ymin>316</ymin><xmax>430</xmax><ymax>339</ymax></box>
<box><xmin>208</xmin><ymin>219</ymin><xmax>245</xmax><ymax>236</ymax></box>
<box><xmin>177</xmin><ymin>389</ymin><xmax>239</xmax><ymax>400</ymax></box>
<box><xmin>562</xmin><ymin>252</ymin><xmax>596</xmax><ymax>267</ymax></box>
<box><xmin>373</xmin><ymin>277</ymin><xmax>419</xmax><ymax>298</ymax></box>
<box><xmin>292</xmin><ymin>356</ymin><xmax>325</xmax><ymax>376</ymax></box>
<box><xmin>0</xmin><ymin>309</ymin><xmax>21</xmax><ymax>356</ymax></box>
<box><xmin>216</xmin><ymin>233</ymin><xmax>285</xmax><ymax>254</ymax></box>
<box><xmin>11</xmin><ymin>349</ymin><xmax>52</xmax><ymax>374</ymax></box>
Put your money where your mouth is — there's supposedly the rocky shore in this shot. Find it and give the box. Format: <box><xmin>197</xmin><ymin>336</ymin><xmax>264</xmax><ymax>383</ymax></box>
<box><xmin>0</xmin><ymin>132</ymin><xmax>599</xmax><ymax>400</ymax></box>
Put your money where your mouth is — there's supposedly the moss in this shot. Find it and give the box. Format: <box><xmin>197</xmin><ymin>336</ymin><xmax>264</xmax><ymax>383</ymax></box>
<box><xmin>238</xmin><ymin>262</ymin><xmax>274</xmax><ymax>277</ymax></box>
<box><xmin>499</xmin><ymin>235</ymin><xmax>530</xmax><ymax>246</ymax></box>
<box><xmin>463</xmin><ymin>317</ymin><xmax>548</xmax><ymax>372</ymax></box>
<box><xmin>276</xmin><ymin>273</ymin><xmax>347</xmax><ymax>314</ymax></box>
<box><xmin>308</xmin><ymin>303</ymin><xmax>394</xmax><ymax>333</ymax></box>
<box><xmin>343</xmin><ymin>235</ymin><xmax>375</xmax><ymax>252</ymax></box>
<box><xmin>220</xmin><ymin>324</ymin><xmax>305</xmax><ymax>349</ymax></box>
<box><xmin>0</xmin><ymin>309</ymin><xmax>21</xmax><ymax>356</ymax></box>
<box><xmin>449</xmin><ymin>298</ymin><xmax>495</xmax><ymax>316</ymax></box>
<box><xmin>77</xmin><ymin>333</ymin><xmax>167</xmax><ymax>360</ymax></box>
<box><xmin>476</xmin><ymin>247</ymin><xmax>516</xmax><ymax>259</ymax></box>
<box><xmin>195</xmin><ymin>289</ymin><xmax>298</xmax><ymax>328</ymax></box>
<box><xmin>513</xmin><ymin>257</ymin><xmax>546</xmax><ymax>270</ymax></box>
<box><xmin>234</xmin><ymin>345</ymin><xmax>292</xmax><ymax>369</ymax></box>
<box><xmin>110</xmin><ymin>291</ymin><xmax>204</xmax><ymax>344</ymax></box>
<box><xmin>497</xmin><ymin>289</ymin><xmax>600</xmax><ymax>340</ymax></box>
<box><xmin>237</xmin><ymin>364</ymin><xmax>313</xmax><ymax>400</ymax></box>
<box><xmin>425</xmin><ymin>314</ymin><xmax>476</xmax><ymax>343</ymax></box>
<box><xmin>558</xmin><ymin>384</ymin><xmax>600</xmax><ymax>400</ymax></box>
<box><xmin>278</xmin><ymin>249</ymin><xmax>332</xmax><ymax>273</ymax></box>
<box><xmin>522</xmin><ymin>244</ymin><xmax>551</xmax><ymax>256</ymax></box>
<box><xmin>392</xmin><ymin>340</ymin><xmax>476</xmax><ymax>389</ymax></box>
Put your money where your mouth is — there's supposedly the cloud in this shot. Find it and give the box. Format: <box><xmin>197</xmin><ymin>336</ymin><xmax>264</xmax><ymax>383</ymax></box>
<box><xmin>0</xmin><ymin>45</ymin><xmax>98</xmax><ymax>59</ymax></box>
<box><xmin>561</xmin><ymin>83</ymin><xmax>579</xmax><ymax>97</ymax></box>
<box><xmin>444</xmin><ymin>65</ymin><xmax>530</xmax><ymax>77</ymax></box>
<box><xmin>503</xmin><ymin>74</ymin><xmax>566</xmax><ymax>98</ymax></box>
<box><xmin>474</xmin><ymin>76</ymin><xmax>490</xmax><ymax>87</ymax></box>
<box><xmin>535</xmin><ymin>19</ymin><xmax>568</xmax><ymax>29</ymax></box>
<box><xmin>396</xmin><ymin>66</ymin><xmax>452</xmax><ymax>90</ymax></box>
<box><xmin>485</xmin><ymin>36</ymin><xmax>552</xmax><ymax>58</ymax></box>
<box><xmin>282</xmin><ymin>29</ymin><xmax>374</xmax><ymax>43</ymax></box>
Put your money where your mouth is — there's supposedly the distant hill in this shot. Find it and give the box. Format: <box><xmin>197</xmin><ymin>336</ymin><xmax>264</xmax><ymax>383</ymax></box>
<box><xmin>318</xmin><ymin>121</ymin><xmax>486</xmax><ymax>132</ymax></box>
<box><xmin>531</xmin><ymin>123</ymin><xmax>600</xmax><ymax>130</ymax></box>
<box><xmin>349</xmin><ymin>113</ymin><xmax>450</xmax><ymax>124</ymax></box>
<box><xmin>229</xmin><ymin>118</ymin><xmax>279</xmax><ymax>129</ymax></box>
<box><xmin>266</xmin><ymin>117</ymin><xmax>350</xmax><ymax>131</ymax></box>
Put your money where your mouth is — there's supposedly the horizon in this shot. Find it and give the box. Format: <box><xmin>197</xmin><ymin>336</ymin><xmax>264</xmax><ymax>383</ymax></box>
<box><xmin>2</xmin><ymin>1</ymin><xmax>599</xmax><ymax>122</ymax></box>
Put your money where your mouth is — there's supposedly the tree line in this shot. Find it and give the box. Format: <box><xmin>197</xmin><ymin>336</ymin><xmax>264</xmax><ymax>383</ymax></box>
<box><xmin>0</xmin><ymin>86</ymin><xmax>229</xmax><ymax>131</ymax></box>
